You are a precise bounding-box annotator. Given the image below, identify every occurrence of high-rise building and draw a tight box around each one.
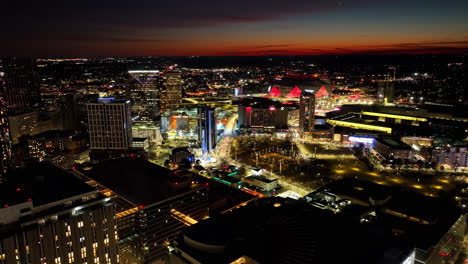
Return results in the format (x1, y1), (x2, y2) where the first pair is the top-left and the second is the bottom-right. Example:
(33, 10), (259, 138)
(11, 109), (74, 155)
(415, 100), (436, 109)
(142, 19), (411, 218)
(0, 95), (13, 181)
(60, 93), (79, 131)
(0, 161), (119, 264)
(80, 158), (210, 264)
(198, 107), (217, 157)
(377, 79), (395, 104)
(127, 70), (160, 124)
(87, 97), (132, 150)
(8, 111), (40, 145)
(164, 72), (183, 108)
(1, 58), (41, 112)
(299, 90), (316, 135)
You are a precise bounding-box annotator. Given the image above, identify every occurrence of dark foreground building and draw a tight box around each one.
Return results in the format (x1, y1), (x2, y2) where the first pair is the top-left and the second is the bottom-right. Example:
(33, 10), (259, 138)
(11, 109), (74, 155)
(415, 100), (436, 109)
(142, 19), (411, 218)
(80, 158), (210, 264)
(0, 161), (118, 264)
(170, 179), (465, 264)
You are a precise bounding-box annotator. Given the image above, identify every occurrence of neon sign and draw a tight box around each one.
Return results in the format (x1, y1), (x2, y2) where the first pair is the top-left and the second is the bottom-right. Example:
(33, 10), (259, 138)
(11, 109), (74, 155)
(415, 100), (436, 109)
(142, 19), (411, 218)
(349, 136), (374, 144)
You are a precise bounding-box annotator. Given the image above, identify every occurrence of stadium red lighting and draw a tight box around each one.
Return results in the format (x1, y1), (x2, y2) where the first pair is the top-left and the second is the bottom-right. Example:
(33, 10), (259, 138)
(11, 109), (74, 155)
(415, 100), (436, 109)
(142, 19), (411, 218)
(267, 86), (281, 97)
(285, 86), (301, 98)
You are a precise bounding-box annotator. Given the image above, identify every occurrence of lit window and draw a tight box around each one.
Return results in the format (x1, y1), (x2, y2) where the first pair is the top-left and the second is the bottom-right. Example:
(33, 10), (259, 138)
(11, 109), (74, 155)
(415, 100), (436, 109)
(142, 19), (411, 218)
(81, 248), (87, 258)
(78, 221), (84, 228)
(54, 257), (61, 264)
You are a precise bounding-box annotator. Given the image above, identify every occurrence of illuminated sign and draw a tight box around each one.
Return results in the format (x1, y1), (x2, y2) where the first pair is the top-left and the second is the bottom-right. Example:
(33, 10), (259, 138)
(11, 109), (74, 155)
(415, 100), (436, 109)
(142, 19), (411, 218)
(98, 97), (115, 103)
(349, 136), (374, 144)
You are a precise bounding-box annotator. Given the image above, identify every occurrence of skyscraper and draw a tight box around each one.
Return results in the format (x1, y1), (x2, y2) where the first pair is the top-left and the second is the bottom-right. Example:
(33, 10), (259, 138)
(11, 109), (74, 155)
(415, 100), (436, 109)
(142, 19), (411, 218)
(60, 93), (79, 131)
(377, 79), (395, 104)
(1, 58), (41, 112)
(127, 70), (160, 124)
(198, 107), (217, 157)
(0, 95), (13, 182)
(87, 97), (132, 150)
(299, 90), (316, 135)
(164, 72), (183, 108)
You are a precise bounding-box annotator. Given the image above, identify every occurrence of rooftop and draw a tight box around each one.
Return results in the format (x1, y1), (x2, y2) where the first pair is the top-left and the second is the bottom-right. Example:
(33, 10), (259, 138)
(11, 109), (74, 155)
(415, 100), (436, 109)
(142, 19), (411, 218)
(375, 137), (412, 150)
(82, 158), (207, 206)
(0, 162), (95, 207)
(307, 179), (461, 251)
(174, 197), (414, 264)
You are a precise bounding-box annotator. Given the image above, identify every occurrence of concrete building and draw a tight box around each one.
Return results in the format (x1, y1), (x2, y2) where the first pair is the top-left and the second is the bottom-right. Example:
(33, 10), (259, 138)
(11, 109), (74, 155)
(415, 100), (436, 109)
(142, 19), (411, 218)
(87, 98), (132, 150)
(244, 176), (278, 191)
(164, 72), (183, 108)
(373, 137), (413, 160)
(81, 158), (209, 264)
(127, 70), (160, 124)
(237, 100), (289, 132)
(0, 161), (118, 264)
(377, 79), (395, 104)
(0, 95), (13, 181)
(1, 57), (41, 112)
(198, 107), (217, 156)
(132, 137), (149, 152)
(8, 111), (39, 145)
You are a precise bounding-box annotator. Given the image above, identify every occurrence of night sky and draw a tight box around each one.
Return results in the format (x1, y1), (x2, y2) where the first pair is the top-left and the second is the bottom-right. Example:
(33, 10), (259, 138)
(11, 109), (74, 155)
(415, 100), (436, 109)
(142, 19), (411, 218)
(2, 0), (468, 57)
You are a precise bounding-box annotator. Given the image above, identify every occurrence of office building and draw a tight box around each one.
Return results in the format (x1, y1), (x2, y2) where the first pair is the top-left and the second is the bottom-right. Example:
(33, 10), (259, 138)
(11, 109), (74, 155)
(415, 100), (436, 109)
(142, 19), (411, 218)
(377, 79), (395, 104)
(198, 107), (217, 156)
(237, 98), (289, 132)
(8, 111), (40, 145)
(299, 90), (316, 135)
(0, 161), (118, 264)
(87, 97), (132, 150)
(1, 58), (41, 112)
(127, 70), (160, 124)
(0, 95), (13, 181)
(60, 93), (79, 131)
(164, 72), (183, 108)
(80, 158), (210, 264)
(373, 137), (413, 160)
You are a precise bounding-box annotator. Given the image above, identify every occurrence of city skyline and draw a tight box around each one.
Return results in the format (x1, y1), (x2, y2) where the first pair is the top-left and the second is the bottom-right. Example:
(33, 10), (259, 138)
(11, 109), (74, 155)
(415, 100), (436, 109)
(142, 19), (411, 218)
(2, 0), (468, 56)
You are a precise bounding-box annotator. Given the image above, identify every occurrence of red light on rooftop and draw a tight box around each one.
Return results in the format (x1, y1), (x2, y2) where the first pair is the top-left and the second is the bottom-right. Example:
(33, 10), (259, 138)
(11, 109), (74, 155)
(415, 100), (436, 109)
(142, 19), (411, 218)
(139, 205), (144, 209)
(175, 182), (179, 185)
(16, 188), (21, 192)
(4, 204), (8, 208)
(28, 198), (32, 202)
(269, 106), (276, 111)
(174, 171), (178, 174)
(130, 154), (135, 158)
(72, 166), (77, 170)
(204, 183), (209, 186)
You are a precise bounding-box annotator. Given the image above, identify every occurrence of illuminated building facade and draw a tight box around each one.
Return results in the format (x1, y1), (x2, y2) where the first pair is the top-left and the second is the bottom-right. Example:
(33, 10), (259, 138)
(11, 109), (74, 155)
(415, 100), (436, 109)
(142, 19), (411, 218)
(1, 58), (41, 112)
(373, 137), (413, 160)
(81, 158), (209, 264)
(8, 111), (40, 144)
(87, 98), (132, 150)
(164, 72), (183, 108)
(377, 79), (395, 104)
(0, 162), (118, 264)
(0, 95), (13, 181)
(299, 90), (316, 135)
(198, 107), (217, 156)
(127, 70), (160, 124)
